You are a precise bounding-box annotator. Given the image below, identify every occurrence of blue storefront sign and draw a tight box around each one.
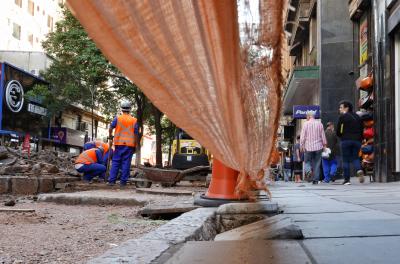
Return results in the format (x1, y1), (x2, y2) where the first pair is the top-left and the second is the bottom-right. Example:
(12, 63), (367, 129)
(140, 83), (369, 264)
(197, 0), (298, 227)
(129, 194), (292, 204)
(293, 105), (321, 119)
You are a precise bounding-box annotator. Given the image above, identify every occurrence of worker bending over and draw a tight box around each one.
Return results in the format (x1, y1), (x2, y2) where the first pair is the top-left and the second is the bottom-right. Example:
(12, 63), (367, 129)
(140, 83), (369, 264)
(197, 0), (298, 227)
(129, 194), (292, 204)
(83, 140), (111, 164)
(108, 100), (138, 186)
(75, 147), (106, 182)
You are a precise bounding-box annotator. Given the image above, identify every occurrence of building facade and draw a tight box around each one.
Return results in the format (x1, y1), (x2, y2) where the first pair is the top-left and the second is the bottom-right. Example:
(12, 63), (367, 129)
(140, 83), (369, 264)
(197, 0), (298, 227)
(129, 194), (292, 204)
(283, 0), (355, 140)
(346, 0), (400, 182)
(0, 0), (63, 52)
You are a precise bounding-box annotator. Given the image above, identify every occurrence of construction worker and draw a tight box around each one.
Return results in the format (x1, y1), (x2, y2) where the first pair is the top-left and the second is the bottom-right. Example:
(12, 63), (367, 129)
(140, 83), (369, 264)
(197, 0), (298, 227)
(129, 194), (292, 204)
(83, 140), (111, 164)
(75, 147), (106, 183)
(108, 100), (138, 186)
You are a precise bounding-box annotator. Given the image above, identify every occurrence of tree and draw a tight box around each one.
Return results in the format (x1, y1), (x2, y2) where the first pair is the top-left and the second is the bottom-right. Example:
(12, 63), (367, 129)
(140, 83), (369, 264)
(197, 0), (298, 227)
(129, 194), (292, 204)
(28, 5), (149, 149)
(40, 5), (110, 139)
(151, 104), (163, 168)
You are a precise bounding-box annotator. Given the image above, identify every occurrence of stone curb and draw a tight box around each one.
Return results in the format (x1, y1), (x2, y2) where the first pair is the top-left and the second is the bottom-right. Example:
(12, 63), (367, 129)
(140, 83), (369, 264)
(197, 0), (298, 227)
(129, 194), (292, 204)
(216, 201), (279, 215)
(38, 193), (147, 206)
(88, 208), (217, 264)
(0, 175), (80, 195)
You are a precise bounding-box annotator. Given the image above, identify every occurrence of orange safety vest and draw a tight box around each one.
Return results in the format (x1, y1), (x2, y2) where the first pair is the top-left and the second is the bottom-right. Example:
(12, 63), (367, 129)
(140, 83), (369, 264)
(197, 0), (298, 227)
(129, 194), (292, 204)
(114, 114), (137, 147)
(75, 149), (98, 165)
(95, 141), (109, 153)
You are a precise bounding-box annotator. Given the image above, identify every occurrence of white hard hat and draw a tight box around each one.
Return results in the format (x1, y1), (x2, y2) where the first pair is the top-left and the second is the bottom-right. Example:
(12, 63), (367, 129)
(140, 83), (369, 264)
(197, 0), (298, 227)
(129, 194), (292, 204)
(120, 100), (132, 111)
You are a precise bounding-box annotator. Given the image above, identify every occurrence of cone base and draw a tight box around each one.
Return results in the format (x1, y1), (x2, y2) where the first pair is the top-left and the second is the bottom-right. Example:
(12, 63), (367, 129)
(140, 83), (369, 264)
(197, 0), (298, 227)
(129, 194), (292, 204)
(194, 193), (247, 207)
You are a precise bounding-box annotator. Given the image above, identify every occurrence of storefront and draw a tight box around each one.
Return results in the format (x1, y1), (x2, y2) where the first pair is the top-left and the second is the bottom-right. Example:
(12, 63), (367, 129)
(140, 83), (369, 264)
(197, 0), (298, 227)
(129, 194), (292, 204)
(348, 0), (400, 182)
(0, 62), (50, 149)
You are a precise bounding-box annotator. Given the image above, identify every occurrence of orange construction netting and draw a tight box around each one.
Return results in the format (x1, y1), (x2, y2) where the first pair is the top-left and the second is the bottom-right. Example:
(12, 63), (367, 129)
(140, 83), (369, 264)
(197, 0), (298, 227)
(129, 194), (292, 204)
(67, 0), (284, 198)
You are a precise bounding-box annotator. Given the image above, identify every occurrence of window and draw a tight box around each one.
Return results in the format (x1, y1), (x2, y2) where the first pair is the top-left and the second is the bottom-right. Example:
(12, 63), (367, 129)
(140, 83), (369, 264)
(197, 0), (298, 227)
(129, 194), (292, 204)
(37, 5), (40, 12)
(47, 15), (53, 32)
(12, 23), (21, 40)
(15, 0), (22, 8)
(28, 0), (34, 16)
(28, 34), (33, 45)
(35, 37), (39, 43)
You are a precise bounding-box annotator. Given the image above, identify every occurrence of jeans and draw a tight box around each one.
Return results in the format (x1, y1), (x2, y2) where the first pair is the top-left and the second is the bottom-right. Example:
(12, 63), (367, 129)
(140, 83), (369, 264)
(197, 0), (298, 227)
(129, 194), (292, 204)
(341, 140), (362, 182)
(304, 150), (322, 182)
(322, 158), (338, 182)
(109, 145), (135, 184)
(76, 163), (106, 181)
(283, 169), (291, 182)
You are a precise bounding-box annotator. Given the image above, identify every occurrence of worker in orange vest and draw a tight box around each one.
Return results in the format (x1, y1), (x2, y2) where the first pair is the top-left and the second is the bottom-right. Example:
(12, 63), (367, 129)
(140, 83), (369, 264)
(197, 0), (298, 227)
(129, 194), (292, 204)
(83, 140), (111, 163)
(75, 147), (106, 182)
(108, 100), (138, 186)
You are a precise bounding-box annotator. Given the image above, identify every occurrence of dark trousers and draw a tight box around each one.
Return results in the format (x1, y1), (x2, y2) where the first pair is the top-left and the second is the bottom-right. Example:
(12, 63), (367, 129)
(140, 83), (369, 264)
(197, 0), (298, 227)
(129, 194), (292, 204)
(341, 140), (362, 182)
(77, 163), (106, 181)
(109, 145), (135, 184)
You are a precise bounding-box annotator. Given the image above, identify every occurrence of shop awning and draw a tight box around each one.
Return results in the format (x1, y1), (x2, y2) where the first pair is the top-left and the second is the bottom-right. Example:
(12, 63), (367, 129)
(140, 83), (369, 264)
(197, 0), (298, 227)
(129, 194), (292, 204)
(283, 66), (319, 115)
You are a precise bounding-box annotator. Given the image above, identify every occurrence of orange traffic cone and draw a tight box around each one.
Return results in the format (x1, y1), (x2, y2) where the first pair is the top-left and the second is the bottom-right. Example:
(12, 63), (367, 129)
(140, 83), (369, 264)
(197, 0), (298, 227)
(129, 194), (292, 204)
(194, 159), (243, 207)
(205, 159), (240, 199)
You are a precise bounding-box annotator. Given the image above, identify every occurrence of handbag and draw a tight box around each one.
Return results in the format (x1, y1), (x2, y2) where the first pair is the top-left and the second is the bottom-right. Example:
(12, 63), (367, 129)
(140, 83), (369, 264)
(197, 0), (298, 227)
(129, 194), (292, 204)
(361, 145), (374, 154)
(363, 127), (374, 139)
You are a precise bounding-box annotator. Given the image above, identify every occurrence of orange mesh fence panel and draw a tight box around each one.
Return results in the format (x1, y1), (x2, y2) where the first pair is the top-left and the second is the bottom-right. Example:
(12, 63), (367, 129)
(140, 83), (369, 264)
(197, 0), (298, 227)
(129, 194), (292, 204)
(67, 0), (284, 197)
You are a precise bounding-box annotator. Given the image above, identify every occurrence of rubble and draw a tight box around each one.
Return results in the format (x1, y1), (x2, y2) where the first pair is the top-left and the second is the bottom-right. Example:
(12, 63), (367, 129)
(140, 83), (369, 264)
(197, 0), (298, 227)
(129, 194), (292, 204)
(0, 146), (78, 177)
(0, 146), (81, 194)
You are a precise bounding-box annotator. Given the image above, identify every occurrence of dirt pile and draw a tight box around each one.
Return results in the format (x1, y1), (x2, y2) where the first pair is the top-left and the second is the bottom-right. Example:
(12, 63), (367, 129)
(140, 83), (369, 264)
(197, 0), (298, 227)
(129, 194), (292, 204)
(0, 146), (79, 177)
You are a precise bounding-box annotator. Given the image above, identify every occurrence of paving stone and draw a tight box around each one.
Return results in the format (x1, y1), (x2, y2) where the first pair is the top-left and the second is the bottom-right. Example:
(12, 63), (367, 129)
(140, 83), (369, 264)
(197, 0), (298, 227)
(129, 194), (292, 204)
(303, 236), (400, 264)
(38, 178), (54, 193)
(165, 240), (311, 264)
(38, 190), (148, 206)
(286, 211), (400, 222)
(11, 177), (39, 195)
(0, 176), (10, 194)
(363, 204), (400, 215)
(88, 239), (170, 264)
(215, 215), (303, 241)
(139, 204), (199, 218)
(281, 204), (366, 214)
(141, 208), (217, 244)
(216, 201), (278, 215)
(299, 219), (400, 238)
(53, 176), (80, 184)
(136, 188), (193, 196)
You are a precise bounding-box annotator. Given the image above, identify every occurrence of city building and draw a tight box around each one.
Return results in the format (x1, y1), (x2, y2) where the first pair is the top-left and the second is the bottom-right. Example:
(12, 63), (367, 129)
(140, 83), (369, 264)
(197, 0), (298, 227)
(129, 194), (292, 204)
(346, 0), (400, 182)
(282, 0), (355, 139)
(0, 0), (64, 53)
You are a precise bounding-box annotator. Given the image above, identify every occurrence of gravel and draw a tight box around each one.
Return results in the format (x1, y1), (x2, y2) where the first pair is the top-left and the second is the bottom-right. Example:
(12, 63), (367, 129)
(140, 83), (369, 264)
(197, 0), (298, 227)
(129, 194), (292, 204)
(0, 182), (207, 263)
(0, 197), (166, 264)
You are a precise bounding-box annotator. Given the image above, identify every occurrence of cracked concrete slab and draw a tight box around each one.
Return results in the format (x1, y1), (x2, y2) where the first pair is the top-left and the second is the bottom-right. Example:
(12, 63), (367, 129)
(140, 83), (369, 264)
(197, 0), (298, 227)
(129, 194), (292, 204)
(215, 215), (303, 241)
(164, 240), (311, 264)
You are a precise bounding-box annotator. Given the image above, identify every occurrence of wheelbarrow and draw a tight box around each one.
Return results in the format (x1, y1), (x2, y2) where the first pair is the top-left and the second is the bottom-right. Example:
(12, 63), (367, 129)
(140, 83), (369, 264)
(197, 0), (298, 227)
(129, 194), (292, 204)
(131, 166), (210, 188)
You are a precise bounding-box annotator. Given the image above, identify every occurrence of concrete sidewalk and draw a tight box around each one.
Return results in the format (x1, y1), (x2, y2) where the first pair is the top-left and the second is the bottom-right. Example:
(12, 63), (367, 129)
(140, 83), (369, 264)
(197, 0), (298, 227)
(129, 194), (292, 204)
(162, 178), (400, 264)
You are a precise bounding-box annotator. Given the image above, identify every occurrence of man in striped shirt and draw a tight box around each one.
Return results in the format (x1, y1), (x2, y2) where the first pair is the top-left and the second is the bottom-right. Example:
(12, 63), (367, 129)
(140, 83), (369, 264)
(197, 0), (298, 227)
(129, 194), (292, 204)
(300, 111), (327, 184)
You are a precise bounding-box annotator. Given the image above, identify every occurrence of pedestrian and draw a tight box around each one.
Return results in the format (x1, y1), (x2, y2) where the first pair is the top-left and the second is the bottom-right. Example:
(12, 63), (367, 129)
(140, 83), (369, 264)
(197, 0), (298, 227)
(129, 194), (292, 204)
(322, 122), (338, 183)
(336, 100), (365, 185)
(300, 111), (327, 184)
(283, 151), (292, 182)
(75, 147), (106, 183)
(292, 135), (303, 183)
(108, 100), (139, 187)
(83, 140), (111, 164)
